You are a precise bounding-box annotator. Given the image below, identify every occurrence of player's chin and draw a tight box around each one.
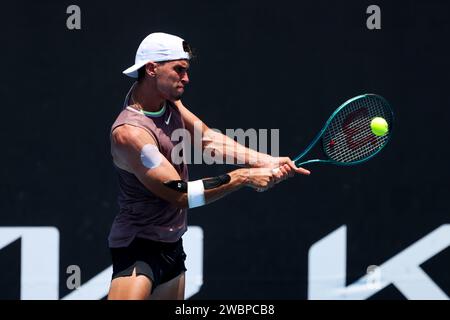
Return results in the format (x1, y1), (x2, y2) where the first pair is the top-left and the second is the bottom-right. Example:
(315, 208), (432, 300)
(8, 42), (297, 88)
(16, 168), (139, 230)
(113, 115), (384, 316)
(170, 93), (183, 100)
(171, 88), (184, 100)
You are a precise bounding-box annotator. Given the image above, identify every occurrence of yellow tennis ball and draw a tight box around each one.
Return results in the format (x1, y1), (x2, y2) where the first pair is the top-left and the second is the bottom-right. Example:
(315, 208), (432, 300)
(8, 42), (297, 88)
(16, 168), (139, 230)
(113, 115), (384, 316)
(370, 117), (389, 136)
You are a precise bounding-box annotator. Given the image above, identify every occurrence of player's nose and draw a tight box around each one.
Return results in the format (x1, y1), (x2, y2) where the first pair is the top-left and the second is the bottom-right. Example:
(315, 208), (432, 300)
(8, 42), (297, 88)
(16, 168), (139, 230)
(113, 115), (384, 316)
(181, 72), (189, 85)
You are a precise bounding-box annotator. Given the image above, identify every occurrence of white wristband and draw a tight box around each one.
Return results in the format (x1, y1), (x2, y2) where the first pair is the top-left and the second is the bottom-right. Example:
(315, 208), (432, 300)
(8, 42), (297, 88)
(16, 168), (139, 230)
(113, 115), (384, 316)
(187, 180), (206, 208)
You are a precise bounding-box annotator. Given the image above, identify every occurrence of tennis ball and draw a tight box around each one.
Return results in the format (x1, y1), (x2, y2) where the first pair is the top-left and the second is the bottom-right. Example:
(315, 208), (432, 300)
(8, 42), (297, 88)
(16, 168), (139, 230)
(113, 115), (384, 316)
(370, 117), (389, 136)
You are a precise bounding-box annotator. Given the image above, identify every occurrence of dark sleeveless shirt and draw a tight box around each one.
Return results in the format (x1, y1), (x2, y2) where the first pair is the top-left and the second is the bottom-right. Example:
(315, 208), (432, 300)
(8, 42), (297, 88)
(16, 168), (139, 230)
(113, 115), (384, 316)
(108, 87), (189, 247)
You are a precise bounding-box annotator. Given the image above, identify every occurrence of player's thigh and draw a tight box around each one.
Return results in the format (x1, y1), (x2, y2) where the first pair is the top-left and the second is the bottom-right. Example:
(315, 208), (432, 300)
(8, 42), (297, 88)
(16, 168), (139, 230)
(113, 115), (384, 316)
(150, 272), (185, 300)
(108, 268), (153, 300)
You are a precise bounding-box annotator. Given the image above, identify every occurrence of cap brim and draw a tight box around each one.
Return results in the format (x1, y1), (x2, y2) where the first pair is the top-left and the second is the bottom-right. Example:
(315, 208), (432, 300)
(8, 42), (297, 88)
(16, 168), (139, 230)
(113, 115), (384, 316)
(122, 61), (149, 78)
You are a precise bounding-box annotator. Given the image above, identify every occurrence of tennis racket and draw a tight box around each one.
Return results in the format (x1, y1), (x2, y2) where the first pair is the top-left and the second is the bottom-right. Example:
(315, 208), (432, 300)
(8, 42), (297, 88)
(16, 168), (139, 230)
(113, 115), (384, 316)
(271, 93), (394, 177)
(256, 94), (394, 191)
(291, 93), (394, 168)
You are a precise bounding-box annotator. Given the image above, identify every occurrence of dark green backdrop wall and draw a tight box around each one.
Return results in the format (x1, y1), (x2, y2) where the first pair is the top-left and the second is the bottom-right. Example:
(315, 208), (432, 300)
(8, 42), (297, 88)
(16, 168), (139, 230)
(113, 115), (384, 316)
(0, 0), (449, 299)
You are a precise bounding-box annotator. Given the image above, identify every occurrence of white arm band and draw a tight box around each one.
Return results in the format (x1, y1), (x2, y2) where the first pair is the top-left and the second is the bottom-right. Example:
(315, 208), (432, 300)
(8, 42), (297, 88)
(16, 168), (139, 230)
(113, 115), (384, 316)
(187, 180), (206, 208)
(140, 144), (162, 169)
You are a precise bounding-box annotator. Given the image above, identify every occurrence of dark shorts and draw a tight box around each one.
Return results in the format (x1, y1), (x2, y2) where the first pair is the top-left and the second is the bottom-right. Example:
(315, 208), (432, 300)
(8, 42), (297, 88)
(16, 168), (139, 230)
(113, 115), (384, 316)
(110, 237), (187, 290)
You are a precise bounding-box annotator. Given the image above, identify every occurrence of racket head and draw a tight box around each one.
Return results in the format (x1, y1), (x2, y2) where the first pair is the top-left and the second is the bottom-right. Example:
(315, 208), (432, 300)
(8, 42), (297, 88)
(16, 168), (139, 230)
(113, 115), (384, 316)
(320, 94), (394, 165)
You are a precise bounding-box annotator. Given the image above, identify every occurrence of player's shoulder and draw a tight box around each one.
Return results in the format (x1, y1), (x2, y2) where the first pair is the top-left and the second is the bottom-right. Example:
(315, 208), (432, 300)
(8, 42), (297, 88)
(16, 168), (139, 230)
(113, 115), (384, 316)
(112, 124), (153, 145)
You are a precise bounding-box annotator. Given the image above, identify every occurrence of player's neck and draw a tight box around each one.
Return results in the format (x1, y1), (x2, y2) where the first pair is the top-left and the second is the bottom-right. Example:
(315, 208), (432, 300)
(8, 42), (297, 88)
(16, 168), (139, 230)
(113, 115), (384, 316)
(132, 82), (165, 113)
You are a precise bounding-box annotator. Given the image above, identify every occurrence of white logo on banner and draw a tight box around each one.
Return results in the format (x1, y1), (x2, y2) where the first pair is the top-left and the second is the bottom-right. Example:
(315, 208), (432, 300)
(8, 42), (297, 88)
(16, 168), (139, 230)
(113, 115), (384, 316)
(0, 227), (60, 299)
(0, 226), (203, 300)
(308, 224), (450, 300)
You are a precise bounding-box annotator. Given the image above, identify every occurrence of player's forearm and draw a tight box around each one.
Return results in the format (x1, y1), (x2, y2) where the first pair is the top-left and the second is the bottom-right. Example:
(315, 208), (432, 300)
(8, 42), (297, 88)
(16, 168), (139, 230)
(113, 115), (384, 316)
(203, 130), (270, 167)
(168, 169), (248, 209)
(202, 169), (247, 205)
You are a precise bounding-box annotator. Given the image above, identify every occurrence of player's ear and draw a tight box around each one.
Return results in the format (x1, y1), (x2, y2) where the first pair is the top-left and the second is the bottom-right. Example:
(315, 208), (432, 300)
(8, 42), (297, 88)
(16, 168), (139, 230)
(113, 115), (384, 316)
(145, 62), (158, 78)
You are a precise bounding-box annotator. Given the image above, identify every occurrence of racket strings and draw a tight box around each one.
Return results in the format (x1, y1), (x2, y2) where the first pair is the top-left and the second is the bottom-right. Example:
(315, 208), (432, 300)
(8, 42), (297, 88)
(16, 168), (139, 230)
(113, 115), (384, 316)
(322, 96), (393, 163)
(327, 98), (391, 162)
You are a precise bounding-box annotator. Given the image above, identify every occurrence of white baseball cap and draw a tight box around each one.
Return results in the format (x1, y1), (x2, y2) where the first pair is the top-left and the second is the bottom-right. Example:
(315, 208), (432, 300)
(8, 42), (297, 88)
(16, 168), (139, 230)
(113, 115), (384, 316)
(123, 32), (192, 78)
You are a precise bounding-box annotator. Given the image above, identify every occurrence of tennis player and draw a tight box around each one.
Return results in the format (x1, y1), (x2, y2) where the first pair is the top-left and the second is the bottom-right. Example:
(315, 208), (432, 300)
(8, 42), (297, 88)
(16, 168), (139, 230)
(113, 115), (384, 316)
(107, 32), (311, 300)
